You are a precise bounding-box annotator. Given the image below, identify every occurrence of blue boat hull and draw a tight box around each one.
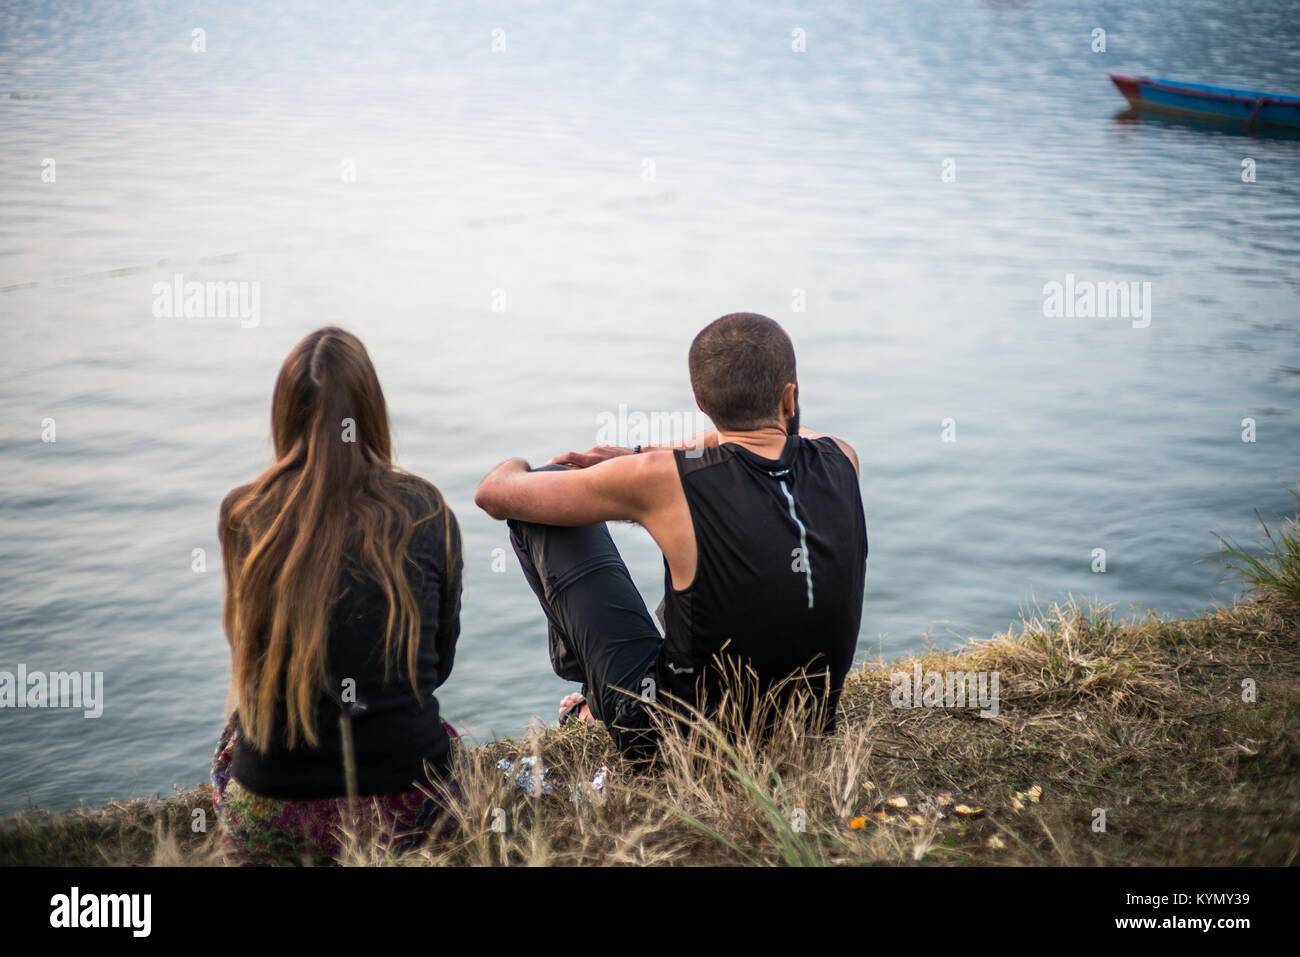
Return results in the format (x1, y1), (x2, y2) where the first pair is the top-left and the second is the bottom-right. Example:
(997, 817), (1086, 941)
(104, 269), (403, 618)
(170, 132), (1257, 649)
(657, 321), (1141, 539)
(1109, 74), (1300, 129)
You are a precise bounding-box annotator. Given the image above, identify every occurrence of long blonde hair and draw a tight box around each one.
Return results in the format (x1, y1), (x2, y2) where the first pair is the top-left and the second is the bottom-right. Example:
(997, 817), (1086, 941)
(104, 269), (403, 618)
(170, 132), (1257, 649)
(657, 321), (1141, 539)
(220, 327), (450, 752)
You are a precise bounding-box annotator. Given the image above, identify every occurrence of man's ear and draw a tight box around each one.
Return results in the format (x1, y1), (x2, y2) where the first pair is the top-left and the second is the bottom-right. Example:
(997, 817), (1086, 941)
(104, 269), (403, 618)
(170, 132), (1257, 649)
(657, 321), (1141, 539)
(780, 382), (798, 417)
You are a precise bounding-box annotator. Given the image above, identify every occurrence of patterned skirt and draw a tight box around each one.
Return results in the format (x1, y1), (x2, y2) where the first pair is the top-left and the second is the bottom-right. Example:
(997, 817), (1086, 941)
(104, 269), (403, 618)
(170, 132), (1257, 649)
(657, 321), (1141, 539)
(210, 717), (460, 866)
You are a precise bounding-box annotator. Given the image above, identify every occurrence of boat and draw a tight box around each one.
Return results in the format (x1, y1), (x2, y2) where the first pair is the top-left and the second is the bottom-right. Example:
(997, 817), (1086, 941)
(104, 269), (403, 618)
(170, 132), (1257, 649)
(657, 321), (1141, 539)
(1108, 74), (1300, 129)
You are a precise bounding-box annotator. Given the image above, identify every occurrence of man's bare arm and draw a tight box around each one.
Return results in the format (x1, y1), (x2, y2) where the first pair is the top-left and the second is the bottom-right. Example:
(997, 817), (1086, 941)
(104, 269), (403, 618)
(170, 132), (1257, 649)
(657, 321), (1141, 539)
(474, 452), (672, 525)
(547, 425), (857, 475)
(547, 428), (720, 469)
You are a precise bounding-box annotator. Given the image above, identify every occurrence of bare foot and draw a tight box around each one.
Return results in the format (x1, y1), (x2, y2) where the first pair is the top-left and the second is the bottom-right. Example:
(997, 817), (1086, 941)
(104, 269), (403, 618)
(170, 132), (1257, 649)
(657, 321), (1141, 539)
(559, 692), (595, 725)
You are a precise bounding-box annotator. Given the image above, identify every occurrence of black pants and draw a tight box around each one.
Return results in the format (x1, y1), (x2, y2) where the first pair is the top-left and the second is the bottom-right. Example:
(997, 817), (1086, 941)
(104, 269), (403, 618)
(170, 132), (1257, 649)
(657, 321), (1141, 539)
(507, 471), (663, 758)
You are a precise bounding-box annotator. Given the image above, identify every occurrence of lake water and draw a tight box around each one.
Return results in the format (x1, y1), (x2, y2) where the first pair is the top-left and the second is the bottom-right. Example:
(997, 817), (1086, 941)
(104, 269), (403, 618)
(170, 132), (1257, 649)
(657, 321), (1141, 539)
(1, 0), (1298, 814)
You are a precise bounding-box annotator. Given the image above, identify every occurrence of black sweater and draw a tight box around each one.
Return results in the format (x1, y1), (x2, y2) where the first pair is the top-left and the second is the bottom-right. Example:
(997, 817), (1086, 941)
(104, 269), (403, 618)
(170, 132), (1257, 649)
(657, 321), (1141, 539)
(230, 491), (462, 800)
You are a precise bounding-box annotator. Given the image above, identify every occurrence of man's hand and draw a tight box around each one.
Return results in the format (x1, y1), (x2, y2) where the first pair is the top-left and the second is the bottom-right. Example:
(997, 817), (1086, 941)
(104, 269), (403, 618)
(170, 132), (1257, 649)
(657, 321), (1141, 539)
(547, 445), (634, 469)
(548, 428), (721, 468)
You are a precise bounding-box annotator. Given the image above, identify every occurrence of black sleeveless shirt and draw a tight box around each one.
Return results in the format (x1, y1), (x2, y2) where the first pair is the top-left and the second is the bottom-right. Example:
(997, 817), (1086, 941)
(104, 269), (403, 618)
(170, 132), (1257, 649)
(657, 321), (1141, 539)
(659, 435), (867, 722)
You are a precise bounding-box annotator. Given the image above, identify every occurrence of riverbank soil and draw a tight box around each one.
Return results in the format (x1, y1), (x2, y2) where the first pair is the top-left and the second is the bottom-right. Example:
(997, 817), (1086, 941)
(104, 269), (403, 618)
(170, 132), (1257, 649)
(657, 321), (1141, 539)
(2, 593), (1295, 866)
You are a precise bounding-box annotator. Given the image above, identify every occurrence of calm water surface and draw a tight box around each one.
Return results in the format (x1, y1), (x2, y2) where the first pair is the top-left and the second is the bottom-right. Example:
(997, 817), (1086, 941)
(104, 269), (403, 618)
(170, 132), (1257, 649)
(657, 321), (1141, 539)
(1, 0), (1298, 812)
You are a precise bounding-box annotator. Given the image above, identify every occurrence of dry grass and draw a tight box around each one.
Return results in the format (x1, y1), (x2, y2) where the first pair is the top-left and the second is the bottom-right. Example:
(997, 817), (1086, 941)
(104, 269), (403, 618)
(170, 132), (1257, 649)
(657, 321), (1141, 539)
(0, 787), (226, 867)
(4, 592), (1296, 867)
(7, 499), (1298, 866)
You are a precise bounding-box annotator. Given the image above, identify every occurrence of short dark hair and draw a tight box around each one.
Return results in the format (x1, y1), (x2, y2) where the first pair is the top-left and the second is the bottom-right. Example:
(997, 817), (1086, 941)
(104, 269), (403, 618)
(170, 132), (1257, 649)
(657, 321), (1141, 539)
(688, 313), (797, 431)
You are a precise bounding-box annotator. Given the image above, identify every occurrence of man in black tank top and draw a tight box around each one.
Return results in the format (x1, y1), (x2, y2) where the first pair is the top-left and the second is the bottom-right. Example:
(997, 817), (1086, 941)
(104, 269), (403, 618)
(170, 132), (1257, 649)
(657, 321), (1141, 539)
(476, 313), (867, 759)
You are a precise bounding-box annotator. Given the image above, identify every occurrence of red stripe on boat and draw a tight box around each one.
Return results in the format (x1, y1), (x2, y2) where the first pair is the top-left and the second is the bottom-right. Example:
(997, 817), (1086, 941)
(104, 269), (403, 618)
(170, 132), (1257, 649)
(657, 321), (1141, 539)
(1108, 73), (1147, 106)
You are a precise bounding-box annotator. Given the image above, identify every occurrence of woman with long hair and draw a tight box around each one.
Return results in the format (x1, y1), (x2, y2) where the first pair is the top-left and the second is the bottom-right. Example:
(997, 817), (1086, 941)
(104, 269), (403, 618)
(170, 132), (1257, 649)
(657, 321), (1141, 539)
(211, 326), (462, 865)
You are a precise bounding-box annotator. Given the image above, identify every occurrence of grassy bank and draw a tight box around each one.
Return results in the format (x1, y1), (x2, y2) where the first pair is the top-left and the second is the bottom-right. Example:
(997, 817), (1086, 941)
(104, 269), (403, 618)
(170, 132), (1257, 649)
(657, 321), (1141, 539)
(4, 506), (1298, 866)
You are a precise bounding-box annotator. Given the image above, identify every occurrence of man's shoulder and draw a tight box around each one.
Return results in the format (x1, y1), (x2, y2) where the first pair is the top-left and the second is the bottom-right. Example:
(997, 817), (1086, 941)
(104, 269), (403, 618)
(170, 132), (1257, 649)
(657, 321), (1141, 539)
(801, 433), (859, 476)
(671, 441), (736, 477)
(619, 447), (689, 491)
